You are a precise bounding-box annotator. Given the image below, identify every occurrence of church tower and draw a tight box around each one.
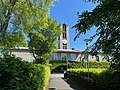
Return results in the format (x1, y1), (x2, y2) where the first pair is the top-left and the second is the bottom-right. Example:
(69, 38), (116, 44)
(58, 24), (69, 49)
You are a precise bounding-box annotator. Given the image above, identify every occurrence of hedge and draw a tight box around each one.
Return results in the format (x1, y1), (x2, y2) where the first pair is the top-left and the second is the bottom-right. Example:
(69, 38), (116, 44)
(66, 68), (120, 90)
(49, 60), (110, 71)
(49, 60), (67, 70)
(0, 55), (50, 90)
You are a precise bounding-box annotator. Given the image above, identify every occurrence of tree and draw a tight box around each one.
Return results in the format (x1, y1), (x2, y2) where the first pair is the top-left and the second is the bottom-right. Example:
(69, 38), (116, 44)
(73, 0), (120, 63)
(28, 18), (62, 64)
(0, 0), (55, 48)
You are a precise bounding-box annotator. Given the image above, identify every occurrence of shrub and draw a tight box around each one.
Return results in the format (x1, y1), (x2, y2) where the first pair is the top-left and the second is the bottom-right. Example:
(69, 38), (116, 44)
(49, 60), (67, 70)
(68, 61), (86, 68)
(49, 60), (110, 71)
(110, 63), (120, 70)
(67, 68), (106, 77)
(67, 68), (120, 90)
(0, 55), (50, 90)
(89, 61), (110, 68)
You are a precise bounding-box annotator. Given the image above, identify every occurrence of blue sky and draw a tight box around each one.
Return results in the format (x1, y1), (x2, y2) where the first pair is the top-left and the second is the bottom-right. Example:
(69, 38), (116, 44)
(50, 0), (97, 50)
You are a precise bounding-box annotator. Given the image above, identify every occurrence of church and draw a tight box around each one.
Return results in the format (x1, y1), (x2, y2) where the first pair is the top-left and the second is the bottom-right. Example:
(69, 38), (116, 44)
(50, 24), (110, 62)
(51, 23), (81, 61)
(11, 24), (110, 62)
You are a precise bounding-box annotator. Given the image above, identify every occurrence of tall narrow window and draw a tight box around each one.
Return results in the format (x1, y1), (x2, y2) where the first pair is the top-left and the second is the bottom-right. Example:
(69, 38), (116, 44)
(63, 44), (67, 49)
(61, 53), (67, 61)
(58, 43), (60, 49)
(71, 54), (76, 61)
(64, 32), (66, 38)
(52, 54), (57, 60)
(96, 56), (99, 62)
(63, 24), (67, 39)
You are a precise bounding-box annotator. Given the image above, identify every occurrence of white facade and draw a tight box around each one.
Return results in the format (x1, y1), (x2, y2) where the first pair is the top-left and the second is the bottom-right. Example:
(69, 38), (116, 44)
(10, 47), (110, 62)
(10, 47), (34, 62)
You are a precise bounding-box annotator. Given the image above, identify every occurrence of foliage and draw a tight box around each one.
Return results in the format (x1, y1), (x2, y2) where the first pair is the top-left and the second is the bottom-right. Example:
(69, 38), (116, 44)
(0, 0), (61, 64)
(0, 55), (50, 90)
(0, 0), (55, 48)
(73, 0), (120, 63)
(89, 61), (110, 68)
(110, 62), (120, 70)
(68, 61), (86, 68)
(49, 60), (110, 70)
(2, 32), (26, 48)
(83, 0), (102, 3)
(49, 60), (67, 70)
(28, 18), (62, 63)
(67, 68), (120, 90)
(67, 68), (106, 77)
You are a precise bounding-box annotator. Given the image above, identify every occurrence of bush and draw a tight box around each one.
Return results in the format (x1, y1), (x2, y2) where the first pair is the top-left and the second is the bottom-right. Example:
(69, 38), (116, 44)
(49, 60), (110, 71)
(89, 61), (110, 68)
(68, 61), (86, 68)
(110, 63), (120, 70)
(49, 60), (67, 71)
(67, 68), (120, 90)
(0, 55), (50, 90)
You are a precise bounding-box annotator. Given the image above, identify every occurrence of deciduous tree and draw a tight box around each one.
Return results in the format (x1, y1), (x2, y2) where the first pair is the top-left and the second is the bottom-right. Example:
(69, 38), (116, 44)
(28, 18), (62, 64)
(73, 0), (120, 63)
(0, 0), (55, 48)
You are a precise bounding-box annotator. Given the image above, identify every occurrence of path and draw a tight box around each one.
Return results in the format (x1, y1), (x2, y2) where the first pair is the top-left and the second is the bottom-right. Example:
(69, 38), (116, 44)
(48, 73), (87, 90)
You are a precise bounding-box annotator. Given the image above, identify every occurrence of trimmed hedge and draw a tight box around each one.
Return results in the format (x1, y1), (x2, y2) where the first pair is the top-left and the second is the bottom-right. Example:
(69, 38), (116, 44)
(0, 55), (50, 90)
(49, 60), (67, 70)
(49, 60), (110, 71)
(66, 68), (120, 90)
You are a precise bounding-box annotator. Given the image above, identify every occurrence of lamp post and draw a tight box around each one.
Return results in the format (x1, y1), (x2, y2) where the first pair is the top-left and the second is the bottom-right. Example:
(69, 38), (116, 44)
(84, 39), (90, 78)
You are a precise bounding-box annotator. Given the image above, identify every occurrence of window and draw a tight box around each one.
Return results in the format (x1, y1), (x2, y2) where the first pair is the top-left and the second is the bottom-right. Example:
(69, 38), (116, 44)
(58, 43), (60, 49)
(63, 24), (67, 39)
(63, 32), (67, 39)
(96, 56), (99, 62)
(61, 53), (68, 61)
(52, 53), (57, 60)
(71, 54), (76, 61)
(63, 44), (67, 49)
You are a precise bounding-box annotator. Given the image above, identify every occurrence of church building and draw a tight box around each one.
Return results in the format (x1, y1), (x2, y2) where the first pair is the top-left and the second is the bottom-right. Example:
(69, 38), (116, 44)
(10, 24), (110, 62)
(51, 23), (81, 61)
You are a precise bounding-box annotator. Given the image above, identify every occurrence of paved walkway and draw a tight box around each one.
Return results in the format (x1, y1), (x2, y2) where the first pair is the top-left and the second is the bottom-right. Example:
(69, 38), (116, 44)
(48, 74), (87, 90)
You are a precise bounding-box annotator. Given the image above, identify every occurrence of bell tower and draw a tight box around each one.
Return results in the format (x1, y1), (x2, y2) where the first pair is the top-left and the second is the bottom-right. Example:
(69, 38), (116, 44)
(58, 24), (69, 49)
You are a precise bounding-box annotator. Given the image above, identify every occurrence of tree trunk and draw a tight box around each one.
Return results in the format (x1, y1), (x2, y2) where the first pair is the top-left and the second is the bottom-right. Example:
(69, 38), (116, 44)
(0, 0), (18, 42)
